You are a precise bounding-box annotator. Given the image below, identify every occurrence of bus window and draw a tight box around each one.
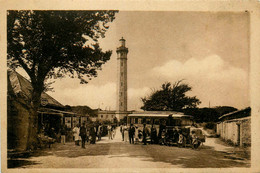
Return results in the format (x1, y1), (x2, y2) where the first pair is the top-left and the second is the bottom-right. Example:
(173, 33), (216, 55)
(154, 119), (159, 125)
(146, 118), (151, 124)
(138, 118), (142, 124)
(135, 118), (138, 124)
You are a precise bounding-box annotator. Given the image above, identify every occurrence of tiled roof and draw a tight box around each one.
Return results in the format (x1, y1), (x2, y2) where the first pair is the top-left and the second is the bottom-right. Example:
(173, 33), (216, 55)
(8, 70), (64, 108)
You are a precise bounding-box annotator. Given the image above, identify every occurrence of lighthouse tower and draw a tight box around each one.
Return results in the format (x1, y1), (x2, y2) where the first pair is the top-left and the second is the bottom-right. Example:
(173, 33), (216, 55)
(116, 37), (129, 120)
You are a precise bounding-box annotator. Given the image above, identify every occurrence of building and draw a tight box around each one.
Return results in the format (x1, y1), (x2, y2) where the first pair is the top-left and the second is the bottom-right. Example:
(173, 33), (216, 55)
(96, 110), (117, 123)
(7, 70), (86, 151)
(116, 37), (129, 120)
(216, 107), (251, 147)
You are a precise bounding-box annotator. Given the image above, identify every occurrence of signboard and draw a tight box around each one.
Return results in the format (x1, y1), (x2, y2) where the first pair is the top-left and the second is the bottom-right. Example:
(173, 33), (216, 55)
(41, 98), (48, 106)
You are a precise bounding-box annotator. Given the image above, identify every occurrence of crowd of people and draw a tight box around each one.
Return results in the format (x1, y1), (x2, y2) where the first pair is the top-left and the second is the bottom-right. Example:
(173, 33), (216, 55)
(119, 123), (157, 145)
(39, 120), (201, 149)
(72, 123), (104, 148)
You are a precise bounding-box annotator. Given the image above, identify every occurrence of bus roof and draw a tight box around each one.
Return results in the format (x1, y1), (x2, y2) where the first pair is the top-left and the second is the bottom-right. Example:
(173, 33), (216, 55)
(128, 113), (192, 118)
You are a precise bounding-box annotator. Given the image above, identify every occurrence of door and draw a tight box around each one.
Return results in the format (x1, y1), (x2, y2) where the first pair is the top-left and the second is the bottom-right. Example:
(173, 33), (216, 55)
(237, 124), (240, 146)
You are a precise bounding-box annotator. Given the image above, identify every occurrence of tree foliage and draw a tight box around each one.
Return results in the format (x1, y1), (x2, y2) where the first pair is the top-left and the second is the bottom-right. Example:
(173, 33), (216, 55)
(7, 10), (118, 150)
(183, 106), (238, 122)
(141, 81), (201, 111)
(8, 10), (118, 86)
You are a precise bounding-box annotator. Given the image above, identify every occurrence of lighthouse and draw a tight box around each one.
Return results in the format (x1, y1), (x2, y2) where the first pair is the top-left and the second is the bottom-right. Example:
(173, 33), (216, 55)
(116, 37), (129, 120)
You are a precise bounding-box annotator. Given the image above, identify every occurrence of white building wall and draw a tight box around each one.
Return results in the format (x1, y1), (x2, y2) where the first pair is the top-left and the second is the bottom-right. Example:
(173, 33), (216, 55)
(217, 117), (250, 146)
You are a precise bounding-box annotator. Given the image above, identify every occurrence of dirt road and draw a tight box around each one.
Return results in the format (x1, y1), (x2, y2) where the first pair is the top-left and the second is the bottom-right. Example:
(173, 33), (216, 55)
(8, 128), (250, 168)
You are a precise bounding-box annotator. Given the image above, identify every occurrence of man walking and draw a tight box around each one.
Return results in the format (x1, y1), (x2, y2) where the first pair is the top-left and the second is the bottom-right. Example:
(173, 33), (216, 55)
(80, 123), (87, 148)
(60, 125), (66, 145)
(129, 124), (135, 144)
(151, 124), (157, 144)
(142, 123), (149, 145)
(120, 124), (124, 141)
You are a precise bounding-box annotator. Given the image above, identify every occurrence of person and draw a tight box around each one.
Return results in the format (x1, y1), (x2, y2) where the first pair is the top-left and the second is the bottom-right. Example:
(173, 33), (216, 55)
(60, 125), (66, 145)
(107, 124), (112, 140)
(48, 127), (57, 140)
(151, 125), (157, 144)
(120, 124), (124, 141)
(191, 131), (199, 149)
(142, 123), (149, 145)
(178, 132), (184, 147)
(80, 123), (87, 148)
(73, 124), (81, 146)
(97, 124), (103, 141)
(123, 124), (128, 142)
(112, 125), (116, 139)
(134, 126), (139, 144)
(128, 124), (135, 144)
(90, 123), (96, 144)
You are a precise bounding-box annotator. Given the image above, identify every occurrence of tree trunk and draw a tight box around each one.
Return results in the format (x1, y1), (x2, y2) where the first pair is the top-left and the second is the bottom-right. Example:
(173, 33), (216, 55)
(26, 88), (41, 150)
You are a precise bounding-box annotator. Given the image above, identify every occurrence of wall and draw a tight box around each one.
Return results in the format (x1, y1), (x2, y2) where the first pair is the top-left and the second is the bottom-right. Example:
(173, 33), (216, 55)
(97, 112), (115, 122)
(241, 118), (251, 146)
(217, 117), (251, 146)
(8, 98), (30, 151)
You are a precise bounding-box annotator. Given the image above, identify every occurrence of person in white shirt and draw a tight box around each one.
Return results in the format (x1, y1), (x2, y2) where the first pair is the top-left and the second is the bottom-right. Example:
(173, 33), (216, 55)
(123, 124), (128, 142)
(107, 124), (112, 140)
(72, 124), (81, 146)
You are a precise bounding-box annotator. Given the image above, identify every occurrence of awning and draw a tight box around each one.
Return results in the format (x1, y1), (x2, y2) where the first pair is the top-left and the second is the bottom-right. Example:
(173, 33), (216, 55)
(38, 108), (76, 117)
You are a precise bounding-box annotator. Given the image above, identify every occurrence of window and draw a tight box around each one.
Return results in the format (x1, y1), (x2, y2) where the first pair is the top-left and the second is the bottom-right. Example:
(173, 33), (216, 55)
(135, 118), (138, 124)
(101, 115), (103, 118)
(146, 118), (151, 124)
(106, 115), (108, 118)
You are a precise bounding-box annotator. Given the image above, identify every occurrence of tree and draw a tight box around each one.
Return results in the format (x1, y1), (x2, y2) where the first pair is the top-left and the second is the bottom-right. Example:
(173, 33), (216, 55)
(7, 10), (118, 150)
(141, 81), (201, 111)
(183, 106), (237, 122)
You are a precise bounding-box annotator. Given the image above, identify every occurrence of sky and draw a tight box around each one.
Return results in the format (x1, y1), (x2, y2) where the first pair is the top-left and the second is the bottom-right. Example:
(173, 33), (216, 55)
(18, 11), (250, 111)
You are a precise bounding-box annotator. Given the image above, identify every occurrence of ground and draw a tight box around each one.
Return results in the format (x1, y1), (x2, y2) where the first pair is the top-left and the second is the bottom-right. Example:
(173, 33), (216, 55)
(8, 128), (250, 169)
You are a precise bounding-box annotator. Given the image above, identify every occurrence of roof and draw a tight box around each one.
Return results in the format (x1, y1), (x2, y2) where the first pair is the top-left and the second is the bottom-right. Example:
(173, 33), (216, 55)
(128, 111), (192, 118)
(218, 107), (251, 121)
(8, 70), (64, 108)
(98, 110), (116, 114)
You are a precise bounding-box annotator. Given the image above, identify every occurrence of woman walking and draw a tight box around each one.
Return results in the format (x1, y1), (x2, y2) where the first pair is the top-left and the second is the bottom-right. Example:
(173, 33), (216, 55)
(123, 124), (128, 142)
(107, 124), (112, 140)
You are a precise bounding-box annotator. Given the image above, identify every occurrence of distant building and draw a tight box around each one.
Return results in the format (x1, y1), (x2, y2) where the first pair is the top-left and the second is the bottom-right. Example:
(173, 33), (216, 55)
(96, 110), (116, 123)
(216, 107), (251, 147)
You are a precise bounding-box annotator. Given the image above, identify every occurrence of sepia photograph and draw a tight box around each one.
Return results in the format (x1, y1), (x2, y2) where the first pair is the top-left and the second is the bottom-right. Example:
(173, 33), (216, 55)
(1, 1), (260, 172)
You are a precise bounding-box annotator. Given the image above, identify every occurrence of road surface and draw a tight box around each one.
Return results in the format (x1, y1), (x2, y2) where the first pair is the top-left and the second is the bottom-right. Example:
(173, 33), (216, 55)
(8, 127), (250, 168)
